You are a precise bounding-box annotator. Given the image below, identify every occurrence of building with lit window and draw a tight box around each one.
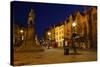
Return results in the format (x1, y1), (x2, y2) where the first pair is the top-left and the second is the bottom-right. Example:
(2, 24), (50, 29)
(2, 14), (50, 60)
(55, 24), (64, 47)
(13, 24), (26, 47)
(44, 7), (97, 49)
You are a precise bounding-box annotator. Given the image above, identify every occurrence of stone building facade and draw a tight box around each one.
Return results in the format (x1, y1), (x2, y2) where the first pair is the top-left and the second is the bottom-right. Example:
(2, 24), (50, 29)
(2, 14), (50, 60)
(45, 7), (97, 49)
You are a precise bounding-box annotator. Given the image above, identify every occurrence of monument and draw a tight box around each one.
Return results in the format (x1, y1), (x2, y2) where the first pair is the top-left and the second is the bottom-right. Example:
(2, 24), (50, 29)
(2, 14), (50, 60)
(16, 9), (43, 52)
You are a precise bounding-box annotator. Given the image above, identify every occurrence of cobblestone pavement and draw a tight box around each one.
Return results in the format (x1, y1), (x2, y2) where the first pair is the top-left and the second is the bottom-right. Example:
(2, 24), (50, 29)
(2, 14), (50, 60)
(13, 47), (97, 66)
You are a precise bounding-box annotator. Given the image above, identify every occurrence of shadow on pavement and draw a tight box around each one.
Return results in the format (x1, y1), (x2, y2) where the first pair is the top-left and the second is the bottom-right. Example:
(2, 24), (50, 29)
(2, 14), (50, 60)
(68, 53), (82, 55)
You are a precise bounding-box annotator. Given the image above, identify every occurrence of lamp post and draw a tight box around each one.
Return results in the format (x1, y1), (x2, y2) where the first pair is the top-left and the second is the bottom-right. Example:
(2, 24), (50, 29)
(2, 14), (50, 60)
(48, 32), (51, 37)
(47, 31), (51, 49)
(20, 29), (24, 34)
(20, 29), (24, 40)
(72, 22), (76, 33)
(72, 22), (77, 54)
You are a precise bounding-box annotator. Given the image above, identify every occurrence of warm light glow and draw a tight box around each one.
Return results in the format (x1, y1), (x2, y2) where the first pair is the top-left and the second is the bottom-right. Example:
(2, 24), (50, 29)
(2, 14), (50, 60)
(48, 32), (51, 36)
(72, 22), (76, 27)
(20, 29), (24, 34)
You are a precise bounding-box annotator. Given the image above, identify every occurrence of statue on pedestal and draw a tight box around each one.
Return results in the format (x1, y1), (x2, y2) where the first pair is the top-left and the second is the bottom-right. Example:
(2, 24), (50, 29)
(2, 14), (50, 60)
(16, 9), (43, 52)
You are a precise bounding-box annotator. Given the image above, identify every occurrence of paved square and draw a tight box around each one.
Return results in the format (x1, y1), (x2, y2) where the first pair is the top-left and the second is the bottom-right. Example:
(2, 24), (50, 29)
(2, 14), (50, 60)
(13, 48), (97, 66)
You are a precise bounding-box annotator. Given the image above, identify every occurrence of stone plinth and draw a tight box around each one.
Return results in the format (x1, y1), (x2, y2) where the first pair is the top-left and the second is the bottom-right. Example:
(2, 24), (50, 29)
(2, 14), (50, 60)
(15, 9), (44, 52)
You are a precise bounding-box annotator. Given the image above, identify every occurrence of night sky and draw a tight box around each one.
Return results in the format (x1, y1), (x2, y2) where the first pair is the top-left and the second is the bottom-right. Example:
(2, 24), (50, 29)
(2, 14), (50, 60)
(11, 1), (92, 39)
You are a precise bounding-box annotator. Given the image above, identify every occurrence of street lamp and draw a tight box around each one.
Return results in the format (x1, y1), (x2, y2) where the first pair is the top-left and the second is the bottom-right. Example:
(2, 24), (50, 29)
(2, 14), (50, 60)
(48, 31), (51, 39)
(20, 29), (24, 40)
(72, 22), (76, 33)
(48, 32), (51, 36)
(47, 31), (51, 49)
(72, 22), (77, 54)
(20, 29), (24, 34)
(72, 22), (76, 27)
